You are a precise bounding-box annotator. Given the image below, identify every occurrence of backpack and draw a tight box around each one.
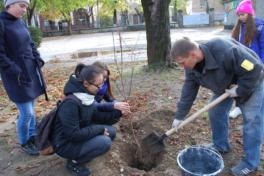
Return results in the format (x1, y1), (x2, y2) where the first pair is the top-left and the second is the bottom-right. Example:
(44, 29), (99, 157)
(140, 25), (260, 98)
(36, 95), (81, 155)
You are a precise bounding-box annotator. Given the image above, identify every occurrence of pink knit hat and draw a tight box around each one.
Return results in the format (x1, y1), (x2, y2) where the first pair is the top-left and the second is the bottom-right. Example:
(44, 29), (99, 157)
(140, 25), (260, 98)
(236, 0), (255, 15)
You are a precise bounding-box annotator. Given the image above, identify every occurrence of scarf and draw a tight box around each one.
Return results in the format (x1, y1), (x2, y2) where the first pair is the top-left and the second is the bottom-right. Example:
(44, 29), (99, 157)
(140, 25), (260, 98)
(73, 93), (94, 106)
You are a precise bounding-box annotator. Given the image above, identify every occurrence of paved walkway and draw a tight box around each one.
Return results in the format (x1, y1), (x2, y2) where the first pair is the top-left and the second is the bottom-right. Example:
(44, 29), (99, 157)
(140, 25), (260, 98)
(39, 26), (231, 62)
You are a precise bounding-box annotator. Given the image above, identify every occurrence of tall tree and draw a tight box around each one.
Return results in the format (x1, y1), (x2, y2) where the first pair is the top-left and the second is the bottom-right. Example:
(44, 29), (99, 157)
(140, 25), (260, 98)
(141, 0), (171, 67)
(39, 0), (88, 34)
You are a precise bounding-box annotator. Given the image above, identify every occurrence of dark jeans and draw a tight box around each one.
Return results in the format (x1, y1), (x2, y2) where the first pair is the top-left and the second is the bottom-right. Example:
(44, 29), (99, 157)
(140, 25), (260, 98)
(56, 125), (116, 164)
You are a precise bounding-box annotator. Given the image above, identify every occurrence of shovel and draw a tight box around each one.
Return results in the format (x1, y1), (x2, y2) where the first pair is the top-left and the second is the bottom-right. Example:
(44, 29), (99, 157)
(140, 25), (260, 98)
(141, 92), (230, 155)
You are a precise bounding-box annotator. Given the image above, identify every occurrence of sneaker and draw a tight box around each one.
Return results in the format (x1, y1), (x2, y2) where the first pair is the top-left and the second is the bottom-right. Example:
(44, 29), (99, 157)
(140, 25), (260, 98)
(229, 107), (242, 118)
(231, 161), (256, 176)
(203, 143), (230, 154)
(21, 141), (39, 156)
(66, 160), (91, 176)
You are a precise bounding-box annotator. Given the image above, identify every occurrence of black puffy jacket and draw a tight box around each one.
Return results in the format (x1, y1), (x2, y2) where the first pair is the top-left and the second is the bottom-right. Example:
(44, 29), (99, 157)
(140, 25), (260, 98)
(51, 75), (121, 153)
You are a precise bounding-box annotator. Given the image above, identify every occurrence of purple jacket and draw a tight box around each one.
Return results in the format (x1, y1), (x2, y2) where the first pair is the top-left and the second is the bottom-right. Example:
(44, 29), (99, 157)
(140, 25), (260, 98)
(239, 17), (264, 63)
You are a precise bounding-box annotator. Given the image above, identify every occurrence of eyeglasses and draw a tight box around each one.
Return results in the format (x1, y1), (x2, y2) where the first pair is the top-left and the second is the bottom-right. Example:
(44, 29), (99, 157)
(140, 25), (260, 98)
(88, 81), (103, 89)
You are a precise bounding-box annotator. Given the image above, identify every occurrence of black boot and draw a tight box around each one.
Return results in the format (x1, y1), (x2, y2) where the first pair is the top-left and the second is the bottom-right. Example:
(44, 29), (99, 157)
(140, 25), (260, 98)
(29, 136), (39, 151)
(66, 160), (91, 176)
(28, 136), (37, 146)
(21, 139), (39, 156)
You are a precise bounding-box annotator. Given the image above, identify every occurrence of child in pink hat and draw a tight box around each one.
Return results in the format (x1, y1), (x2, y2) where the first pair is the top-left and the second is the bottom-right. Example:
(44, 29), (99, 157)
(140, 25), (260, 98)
(230, 3), (264, 114)
(229, 0), (264, 175)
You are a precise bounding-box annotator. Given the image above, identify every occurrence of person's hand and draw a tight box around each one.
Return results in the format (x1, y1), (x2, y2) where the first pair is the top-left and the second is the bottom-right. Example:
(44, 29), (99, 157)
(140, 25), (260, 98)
(104, 128), (109, 136)
(172, 119), (182, 129)
(225, 85), (238, 98)
(114, 102), (131, 115)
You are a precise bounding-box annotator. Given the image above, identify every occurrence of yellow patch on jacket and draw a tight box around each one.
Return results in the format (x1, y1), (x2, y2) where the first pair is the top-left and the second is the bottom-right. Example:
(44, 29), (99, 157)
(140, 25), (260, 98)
(241, 59), (254, 71)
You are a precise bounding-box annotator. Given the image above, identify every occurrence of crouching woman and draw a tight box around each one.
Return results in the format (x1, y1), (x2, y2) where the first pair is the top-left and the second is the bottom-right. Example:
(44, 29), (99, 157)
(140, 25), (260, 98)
(50, 64), (122, 176)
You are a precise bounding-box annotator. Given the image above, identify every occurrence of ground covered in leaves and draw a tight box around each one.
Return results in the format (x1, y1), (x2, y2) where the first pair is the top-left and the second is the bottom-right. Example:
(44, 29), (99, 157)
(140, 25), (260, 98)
(0, 60), (263, 176)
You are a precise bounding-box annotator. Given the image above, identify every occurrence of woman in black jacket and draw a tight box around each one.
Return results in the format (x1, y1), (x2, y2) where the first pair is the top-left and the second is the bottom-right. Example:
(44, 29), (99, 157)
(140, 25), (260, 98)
(51, 64), (122, 176)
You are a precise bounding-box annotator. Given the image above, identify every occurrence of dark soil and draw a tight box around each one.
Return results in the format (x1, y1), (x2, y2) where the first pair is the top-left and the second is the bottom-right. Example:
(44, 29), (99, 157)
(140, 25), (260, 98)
(0, 60), (263, 176)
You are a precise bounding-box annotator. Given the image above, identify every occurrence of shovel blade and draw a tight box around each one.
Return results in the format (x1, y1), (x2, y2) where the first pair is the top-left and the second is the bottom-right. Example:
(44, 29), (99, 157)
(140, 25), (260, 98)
(141, 131), (166, 154)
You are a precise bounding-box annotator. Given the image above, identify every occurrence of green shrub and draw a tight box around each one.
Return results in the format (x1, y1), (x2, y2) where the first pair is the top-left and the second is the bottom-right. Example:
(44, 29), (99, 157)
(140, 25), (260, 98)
(28, 26), (42, 47)
(100, 15), (113, 28)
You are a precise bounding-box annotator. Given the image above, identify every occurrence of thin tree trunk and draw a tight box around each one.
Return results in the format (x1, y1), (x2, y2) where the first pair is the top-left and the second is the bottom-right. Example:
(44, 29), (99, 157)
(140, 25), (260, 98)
(91, 6), (95, 28)
(27, 0), (37, 25)
(61, 11), (72, 35)
(67, 20), (72, 35)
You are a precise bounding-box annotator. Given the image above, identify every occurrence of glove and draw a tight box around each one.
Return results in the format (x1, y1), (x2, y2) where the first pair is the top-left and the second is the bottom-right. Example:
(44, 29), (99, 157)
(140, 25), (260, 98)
(225, 85), (238, 98)
(172, 119), (182, 128)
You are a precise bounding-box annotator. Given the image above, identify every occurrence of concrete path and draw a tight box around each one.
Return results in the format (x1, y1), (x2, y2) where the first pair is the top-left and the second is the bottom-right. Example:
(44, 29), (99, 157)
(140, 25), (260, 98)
(39, 26), (231, 62)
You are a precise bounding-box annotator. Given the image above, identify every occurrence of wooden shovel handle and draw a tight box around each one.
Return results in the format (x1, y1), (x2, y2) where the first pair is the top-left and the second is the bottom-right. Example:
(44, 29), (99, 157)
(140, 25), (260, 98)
(165, 92), (230, 137)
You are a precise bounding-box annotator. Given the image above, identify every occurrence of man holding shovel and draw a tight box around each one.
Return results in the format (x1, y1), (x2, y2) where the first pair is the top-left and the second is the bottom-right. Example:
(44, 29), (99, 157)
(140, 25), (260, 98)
(170, 37), (264, 176)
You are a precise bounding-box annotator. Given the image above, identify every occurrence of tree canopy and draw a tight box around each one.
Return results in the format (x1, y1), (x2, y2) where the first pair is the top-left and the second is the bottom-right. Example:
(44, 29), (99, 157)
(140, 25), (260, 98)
(38, 0), (88, 20)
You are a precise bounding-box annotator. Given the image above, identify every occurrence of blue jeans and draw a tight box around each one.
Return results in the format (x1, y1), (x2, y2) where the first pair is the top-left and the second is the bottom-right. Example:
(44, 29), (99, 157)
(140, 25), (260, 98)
(15, 100), (37, 145)
(56, 125), (116, 164)
(209, 81), (264, 169)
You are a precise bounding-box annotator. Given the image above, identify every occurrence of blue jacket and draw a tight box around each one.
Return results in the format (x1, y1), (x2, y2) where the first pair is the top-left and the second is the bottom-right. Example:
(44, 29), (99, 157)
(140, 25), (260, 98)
(175, 38), (264, 120)
(239, 17), (264, 62)
(0, 11), (46, 103)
